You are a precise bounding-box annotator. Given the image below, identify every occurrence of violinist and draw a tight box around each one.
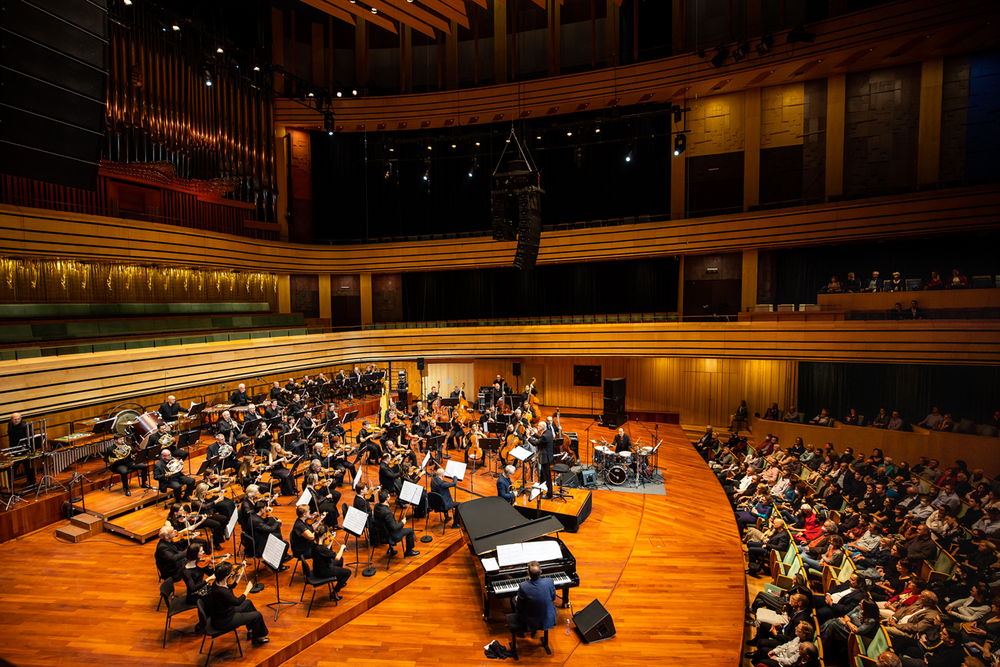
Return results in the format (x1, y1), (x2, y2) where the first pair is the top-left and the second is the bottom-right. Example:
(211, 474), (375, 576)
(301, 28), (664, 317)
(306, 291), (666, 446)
(181, 544), (215, 603)
(325, 437), (358, 479)
(443, 405), (465, 456)
(238, 484), (268, 531)
(252, 421), (272, 457)
(155, 525), (189, 581)
(378, 452), (403, 496)
(311, 524), (351, 600)
(352, 481), (378, 531)
(356, 420), (383, 465)
(305, 462), (341, 522)
(268, 442), (297, 496)
(248, 500), (288, 567)
(290, 504), (324, 560)
(168, 500), (219, 551)
(209, 560), (270, 645)
(480, 406), (499, 434)
(108, 435), (150, 497)
(196, 473), (236, 519)
(236, 456), (273, 497)
(409, 401), (425, 423)
(190, 483), (233, 543)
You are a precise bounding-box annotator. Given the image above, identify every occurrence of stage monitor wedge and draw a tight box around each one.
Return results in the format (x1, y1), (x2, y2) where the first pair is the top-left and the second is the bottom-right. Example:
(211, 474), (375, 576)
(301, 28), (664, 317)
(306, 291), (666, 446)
(573, 599), (616, 643)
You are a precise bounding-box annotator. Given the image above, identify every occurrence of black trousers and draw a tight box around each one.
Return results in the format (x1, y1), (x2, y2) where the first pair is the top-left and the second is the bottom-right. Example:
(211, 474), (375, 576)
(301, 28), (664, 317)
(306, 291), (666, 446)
(272, 467), (295, 496)
(540, 462), (553, 498)
(217, 599), (268, 638)
(165, 474), (196, 501)
(391, 527), (415, 552)
(111, 461), (148, 490)
(314, 562), (351, 591)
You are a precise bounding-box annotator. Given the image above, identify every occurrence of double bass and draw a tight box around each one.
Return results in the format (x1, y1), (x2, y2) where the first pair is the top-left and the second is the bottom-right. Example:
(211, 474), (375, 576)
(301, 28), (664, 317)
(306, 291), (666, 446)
(555, 408), (576, 465)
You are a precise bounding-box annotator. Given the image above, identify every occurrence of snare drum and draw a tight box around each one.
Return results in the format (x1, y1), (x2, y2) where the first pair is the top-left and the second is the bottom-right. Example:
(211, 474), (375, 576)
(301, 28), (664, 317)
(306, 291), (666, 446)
(607, 465), (628, 485)
(616, 450), (632, 463)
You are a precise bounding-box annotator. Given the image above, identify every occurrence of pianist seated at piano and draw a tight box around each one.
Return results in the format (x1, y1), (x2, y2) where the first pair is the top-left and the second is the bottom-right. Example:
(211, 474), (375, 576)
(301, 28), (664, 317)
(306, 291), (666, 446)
(498, 466), (517, 505)
(511, 560), (558, 637)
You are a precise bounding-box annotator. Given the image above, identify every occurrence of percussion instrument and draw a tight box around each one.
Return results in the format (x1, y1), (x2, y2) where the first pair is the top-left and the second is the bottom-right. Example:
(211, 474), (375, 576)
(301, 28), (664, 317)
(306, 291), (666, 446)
(231, 406), (249, 423)
(129, 411), (162, 444)
(52, 440), (108, 474)
(616, 450), (632, 464)
(593, 445), (613, 467)
(607, 465), (628, 486)
(203, 405), (232, 424)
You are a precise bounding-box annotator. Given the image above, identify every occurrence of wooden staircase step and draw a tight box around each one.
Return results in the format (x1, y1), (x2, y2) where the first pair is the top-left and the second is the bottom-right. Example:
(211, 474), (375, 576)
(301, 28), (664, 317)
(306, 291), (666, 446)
(55, 524), (91, 543)
(70, 513), (104, 537)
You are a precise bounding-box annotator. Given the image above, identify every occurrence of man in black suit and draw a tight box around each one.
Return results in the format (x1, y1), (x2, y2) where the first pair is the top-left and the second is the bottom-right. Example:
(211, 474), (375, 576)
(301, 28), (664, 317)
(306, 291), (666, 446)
(154, 525), (188, 580)
(5, 412), (36, 487)
(248, 501), (289, 569)
(263, 400), (281, 420)
(379, 453), (402, 496)
(230, 383), (249, 407)
(902, 299), (925, 320)
(244, 403), (260, 428)
(373, 490), (419, 557)
(158, 395), (185, 422)
(497, 465), (516, 504)
(205, 433), (235, 473)
(147, 421), (188, 459)
(529, 422), (555, 499)
(431, 469), (461, 528)
(612, 427), (632, 454)
(152, 450), (195, 502)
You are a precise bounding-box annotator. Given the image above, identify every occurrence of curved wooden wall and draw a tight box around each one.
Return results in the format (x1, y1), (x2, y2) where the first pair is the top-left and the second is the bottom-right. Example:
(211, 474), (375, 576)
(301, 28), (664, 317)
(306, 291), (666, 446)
(275, 0), (998, 132)
(2, 186), (998, 273)
(3, 320), (998, 418)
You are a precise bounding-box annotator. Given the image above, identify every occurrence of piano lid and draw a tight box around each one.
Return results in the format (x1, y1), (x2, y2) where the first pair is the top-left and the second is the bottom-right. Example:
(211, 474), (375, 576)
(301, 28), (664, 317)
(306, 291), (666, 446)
(458, 497), (564, 557)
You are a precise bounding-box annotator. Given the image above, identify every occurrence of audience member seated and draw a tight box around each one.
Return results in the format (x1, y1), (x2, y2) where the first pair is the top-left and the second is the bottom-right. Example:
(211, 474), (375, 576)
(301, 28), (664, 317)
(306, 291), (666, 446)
(934, 413), (955, 432)
(745, 518), (789, 577)
(821, 275), (843, 294)
(745, 592), (812, 659)
(887, 411), (904, 431)
(782, 405), (801, 423)
(925, 271), (943, 290)
(750, 621), (815, 667)
(870, 408), (890, 429)
(820, 599), (879, 654)
(885, 590), (940, 649)
(886, 272), (904, 292)
(863, 271), (882, 293)
(917, 407), (943, 430)
(763, 402), (780, 420)
(809, 409), (832, 427)
(948, 268), (969, 289)
(902, 300), (925, 320)
(844, 272), (861, 293)
(888, 302), (904, 320)
(843, 408), (859, 425)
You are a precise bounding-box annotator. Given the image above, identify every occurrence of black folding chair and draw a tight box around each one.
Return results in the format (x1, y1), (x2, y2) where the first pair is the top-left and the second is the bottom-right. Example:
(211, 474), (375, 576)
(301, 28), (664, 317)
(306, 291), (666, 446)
(158, 579), (198, 647)
(195, 598), (242, 666)
(298, 557), (340, 617)
(373, 521), (399, 572)
(427, 492), (450, 536)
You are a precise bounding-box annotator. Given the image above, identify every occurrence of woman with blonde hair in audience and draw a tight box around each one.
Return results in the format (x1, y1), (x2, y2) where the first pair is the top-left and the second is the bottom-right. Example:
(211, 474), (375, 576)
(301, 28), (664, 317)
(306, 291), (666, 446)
(934, 413), (955, 432)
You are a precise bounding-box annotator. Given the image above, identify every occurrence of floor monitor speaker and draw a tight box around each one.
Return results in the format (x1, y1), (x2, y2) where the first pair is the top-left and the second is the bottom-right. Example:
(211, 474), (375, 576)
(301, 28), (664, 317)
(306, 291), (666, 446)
(573, 599), (616, 643)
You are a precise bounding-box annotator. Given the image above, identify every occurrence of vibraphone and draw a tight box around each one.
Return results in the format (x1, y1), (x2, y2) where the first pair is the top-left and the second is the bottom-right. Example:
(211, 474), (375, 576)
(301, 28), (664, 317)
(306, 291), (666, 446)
(49, 434), (113, 474)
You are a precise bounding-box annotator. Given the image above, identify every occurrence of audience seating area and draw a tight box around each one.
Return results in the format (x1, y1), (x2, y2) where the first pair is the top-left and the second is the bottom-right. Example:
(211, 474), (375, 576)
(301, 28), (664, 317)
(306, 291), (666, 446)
(0, 302), (317, 360)
(366, 312), (680, 330)
(696, 420), (1000, 667)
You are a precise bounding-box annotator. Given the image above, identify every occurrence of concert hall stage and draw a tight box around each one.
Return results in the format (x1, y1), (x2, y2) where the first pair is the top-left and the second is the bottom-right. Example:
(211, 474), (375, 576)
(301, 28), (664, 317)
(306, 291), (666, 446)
(0, 420), (744, 667)
(512, 487), (592, 532)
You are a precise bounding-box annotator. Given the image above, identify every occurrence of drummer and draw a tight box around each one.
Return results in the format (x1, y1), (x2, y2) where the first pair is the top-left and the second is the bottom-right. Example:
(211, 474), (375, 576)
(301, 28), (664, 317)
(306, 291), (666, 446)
(612, 427), (637, 474)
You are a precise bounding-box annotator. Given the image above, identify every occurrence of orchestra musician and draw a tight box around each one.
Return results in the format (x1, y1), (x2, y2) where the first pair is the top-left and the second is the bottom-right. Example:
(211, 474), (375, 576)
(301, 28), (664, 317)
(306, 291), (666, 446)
(355, 420), (383, 465)
(290, 504), (323, 560)
(3, 413), (36, 487)
(180, 544), (213, 603)
(425, 385), (440, 404)
(311, 525), (351, 600)
(209, 560), (270, 645)
(252, 421), (272, 457)
(443, 406), (465, 456)
(408, 400), (424, 422)
(305, 461), (342, 523)
(194, 474), (236, 520)
(244, 403), (261, 428)
(166, 503), (212, 550)
(321, 404), (345, 440)
(297, 410), (321, 451)
(154, 525), (189, 581)
(263, 399), (281, 420)
(268, 443), (297, 496)
(147, 421), (188, 459)
(153, 449), (196, 502)
(352, 481), (378, 533)
(270, 381), (286, 405)
(286, 393), (304, 417)
(175, 490), (227, 550)
(527, 422), (555, 500)
(498, 465), (517, 504)
(285, 377), (300, 396)
(158, 395), (186, 422)
(522, 378), (538, 406)
(450, 385), (466, 401)
(378, 452), (403, 496)
(229, 383), (249, 407)
(373, 489), (419, 558)
(206, 433), (233, 474)
(279, 414), (306, 456)
(490, 381), (504, 408)
(431, 469), (461, 528)
(247, 501), (289, 568)
(322, 439), (358, 480)
(108, 434), (150, 496)
(238, 484), (267, 530)
(480, 406), (499, 434)
(215, 410), (245, 449)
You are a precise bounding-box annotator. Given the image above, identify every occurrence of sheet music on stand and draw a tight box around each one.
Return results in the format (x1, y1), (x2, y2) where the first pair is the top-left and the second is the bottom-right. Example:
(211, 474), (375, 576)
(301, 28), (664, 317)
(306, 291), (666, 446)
(444, 460), (467, 481)
(529, 482), (548, 501)
(510, 446), (533, 462)
(496, 539), (562, 567)
(295, 486), (313, 508)
(261, 533), (288, 570)
(481, 557), (500, 572)
(225, 509), (239, 540)
(342, 506), (368, 537)
(420, 452), (431, 471)
(399, 480), (424, 505)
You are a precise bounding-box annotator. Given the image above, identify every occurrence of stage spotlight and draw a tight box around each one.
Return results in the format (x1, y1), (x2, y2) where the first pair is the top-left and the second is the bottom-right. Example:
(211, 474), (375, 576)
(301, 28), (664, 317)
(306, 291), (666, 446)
(253, 65), (260, 72)
(710, 46), (729, 68)
(733, 42), (750, 62)
(371, 7), (377, 13)
(172, 24), (180, 31)
(671, 104), (683, 123)
(217, 47), (224, 54)
(324, 112), (335, 134)
(336, 91), (342, 97)
(352, 89), (358, 96)
(756, 33), (774, 56)
(202, 67), (213, 87)
(625, 152), (632, 163)
(123, 0), (132, 5)
(595, 126), (601, 133)
(566, 130), (572, 137)
(673, 133), (686, 156)
(423, 169), (429, 182)
(787, 25), (816, 43)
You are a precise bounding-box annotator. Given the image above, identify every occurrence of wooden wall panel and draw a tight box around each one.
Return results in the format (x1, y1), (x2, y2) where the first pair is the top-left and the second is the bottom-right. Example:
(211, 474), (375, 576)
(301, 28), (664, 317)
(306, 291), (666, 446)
(424, 362), (475, 398)
(3, 185), (998, 274)
(0, 321), (995, 422)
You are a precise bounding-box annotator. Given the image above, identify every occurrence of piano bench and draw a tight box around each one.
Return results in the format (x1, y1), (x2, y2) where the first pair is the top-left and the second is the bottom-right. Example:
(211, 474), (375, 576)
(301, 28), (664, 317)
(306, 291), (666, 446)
(506, 613), (551, 660)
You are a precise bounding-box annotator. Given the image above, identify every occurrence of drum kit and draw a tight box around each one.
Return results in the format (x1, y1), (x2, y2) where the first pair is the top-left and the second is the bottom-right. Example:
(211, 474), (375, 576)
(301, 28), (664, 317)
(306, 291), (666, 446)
(590, 440), (659, 487)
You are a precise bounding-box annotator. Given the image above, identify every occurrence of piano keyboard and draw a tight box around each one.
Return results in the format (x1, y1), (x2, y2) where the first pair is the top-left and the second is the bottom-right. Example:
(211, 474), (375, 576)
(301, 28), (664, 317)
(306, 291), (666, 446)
(491, 572), (573, 595)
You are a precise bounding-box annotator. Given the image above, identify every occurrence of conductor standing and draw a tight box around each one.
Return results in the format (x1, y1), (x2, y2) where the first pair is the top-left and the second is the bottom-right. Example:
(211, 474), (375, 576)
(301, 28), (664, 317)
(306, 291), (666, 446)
(529, 422), (554, 500)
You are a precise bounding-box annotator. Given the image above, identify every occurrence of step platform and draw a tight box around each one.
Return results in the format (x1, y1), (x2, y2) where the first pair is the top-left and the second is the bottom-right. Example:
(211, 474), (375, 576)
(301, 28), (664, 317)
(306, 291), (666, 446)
(512, 487), (592, 533)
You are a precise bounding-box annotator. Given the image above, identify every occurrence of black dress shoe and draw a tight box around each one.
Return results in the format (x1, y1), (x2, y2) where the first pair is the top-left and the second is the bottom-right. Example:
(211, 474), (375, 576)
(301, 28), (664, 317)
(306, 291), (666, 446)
(124, 489), (132, 497)
(404, 550), (420, 557)
(387, 548), (398, 557)
(744, 652), (757, 660)
(140, 483), (152, 490)
(252, 637), (270, 645)
(330, 591), (342, 601)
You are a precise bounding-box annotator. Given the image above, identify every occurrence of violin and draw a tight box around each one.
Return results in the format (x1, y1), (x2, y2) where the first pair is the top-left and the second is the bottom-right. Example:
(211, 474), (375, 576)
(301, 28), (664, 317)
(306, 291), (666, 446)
(198, 552), (232, 568)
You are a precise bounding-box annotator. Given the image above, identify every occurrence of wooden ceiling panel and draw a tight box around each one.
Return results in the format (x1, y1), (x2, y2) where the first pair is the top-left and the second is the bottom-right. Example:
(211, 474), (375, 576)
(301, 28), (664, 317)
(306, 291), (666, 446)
(326, 0), (398, 33)
(366, 0), (440, 37)
(417, 0), (470, 29)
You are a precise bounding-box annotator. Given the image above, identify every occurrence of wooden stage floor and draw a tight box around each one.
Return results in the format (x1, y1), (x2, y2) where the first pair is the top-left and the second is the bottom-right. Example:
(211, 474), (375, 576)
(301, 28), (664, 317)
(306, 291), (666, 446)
(0, 420), (744, 667)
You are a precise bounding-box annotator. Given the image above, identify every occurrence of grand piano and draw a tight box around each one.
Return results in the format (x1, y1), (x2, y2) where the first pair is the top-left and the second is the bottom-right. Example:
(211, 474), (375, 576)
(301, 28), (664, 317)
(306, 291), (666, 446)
(458, 496), (580, 619)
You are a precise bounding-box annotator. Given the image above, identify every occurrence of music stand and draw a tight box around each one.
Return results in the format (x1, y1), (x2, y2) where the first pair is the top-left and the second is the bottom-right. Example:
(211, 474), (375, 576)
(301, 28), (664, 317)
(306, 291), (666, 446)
(197, 456), (221, 477)
(261, 534), (296, 621)
(341, 410), (359, 442)
(342, 505), (374, 576)
(480, 437), (501, 477)
(426, 434), (446, 466)
(92, 418), (115, 436)
(509, 446), (535, 496)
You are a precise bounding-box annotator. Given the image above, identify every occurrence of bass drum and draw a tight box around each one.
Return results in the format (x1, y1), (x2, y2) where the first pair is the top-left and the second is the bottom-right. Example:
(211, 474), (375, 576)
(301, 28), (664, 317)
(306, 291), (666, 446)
(607, 465), (628, 486)
(129, 411), (162, 445)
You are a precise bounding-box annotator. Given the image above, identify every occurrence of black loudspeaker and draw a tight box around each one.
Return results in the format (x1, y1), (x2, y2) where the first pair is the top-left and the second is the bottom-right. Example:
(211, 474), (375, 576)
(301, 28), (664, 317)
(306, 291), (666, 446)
(512, 362), (521, 377)
(573, 599), (616, 643)
(603, 377), (626, 401)
(578, 469), (596, 487)
(557, 471), (579, 488)
(417, 358), (425, 371)
(0, 0), (108, 190)
(564, 432), (579, 457)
